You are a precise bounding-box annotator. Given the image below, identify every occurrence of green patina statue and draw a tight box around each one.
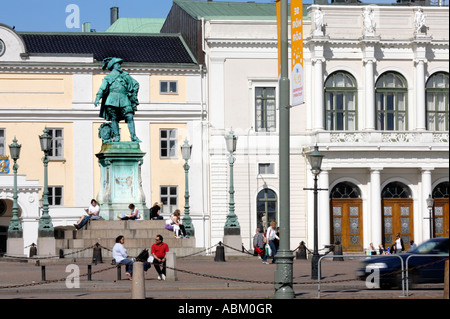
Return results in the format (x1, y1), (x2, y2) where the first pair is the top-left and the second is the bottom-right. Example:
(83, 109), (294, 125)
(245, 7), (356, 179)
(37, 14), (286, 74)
(95, 57), (141, 143)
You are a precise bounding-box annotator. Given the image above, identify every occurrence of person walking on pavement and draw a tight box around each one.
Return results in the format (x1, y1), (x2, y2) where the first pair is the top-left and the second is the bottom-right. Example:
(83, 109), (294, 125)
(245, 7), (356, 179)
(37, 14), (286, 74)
(253, 227), (266, 261)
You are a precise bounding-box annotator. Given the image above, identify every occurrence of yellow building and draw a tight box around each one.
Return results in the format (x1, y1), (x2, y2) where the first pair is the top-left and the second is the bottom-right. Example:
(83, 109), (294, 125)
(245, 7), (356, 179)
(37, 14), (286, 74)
(0, 25), (206, 255)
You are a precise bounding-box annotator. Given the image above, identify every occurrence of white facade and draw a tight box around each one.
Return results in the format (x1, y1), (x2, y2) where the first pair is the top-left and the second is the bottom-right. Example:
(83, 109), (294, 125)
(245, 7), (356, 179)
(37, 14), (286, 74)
(203, 4), (449, 252)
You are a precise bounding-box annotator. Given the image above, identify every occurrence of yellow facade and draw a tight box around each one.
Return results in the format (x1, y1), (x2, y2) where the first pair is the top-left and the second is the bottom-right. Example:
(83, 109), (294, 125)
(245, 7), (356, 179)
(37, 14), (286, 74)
(2, 122), (75, 206)
(0, 73), (73, 108)
(150, 74), (187, 102)
(1, 69), (192, 214)
(149, 123), (188, 209)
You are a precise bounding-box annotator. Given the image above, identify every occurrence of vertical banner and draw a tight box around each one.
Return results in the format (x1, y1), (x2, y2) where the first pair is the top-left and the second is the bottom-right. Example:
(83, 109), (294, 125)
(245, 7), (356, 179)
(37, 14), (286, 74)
(291, 0), (304, 106)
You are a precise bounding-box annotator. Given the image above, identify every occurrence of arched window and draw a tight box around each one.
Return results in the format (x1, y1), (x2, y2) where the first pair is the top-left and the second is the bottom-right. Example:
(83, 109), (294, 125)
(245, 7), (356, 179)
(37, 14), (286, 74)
(426, 72), (449, 131)
(256, 188), (277, 232)
(330, 181), (361, 199)
(325, 71), (357, 130)
(381, 181), (412, 199)
(376, 72), (408, 130)
(432, 182), (449, 199)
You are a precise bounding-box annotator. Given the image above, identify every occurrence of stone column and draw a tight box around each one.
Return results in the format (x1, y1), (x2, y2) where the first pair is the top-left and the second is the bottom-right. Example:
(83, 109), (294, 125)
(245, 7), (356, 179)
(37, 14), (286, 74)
(319, 168), (330, 248)
(421, 168), (433, 240)
(370, 168), (382, 247)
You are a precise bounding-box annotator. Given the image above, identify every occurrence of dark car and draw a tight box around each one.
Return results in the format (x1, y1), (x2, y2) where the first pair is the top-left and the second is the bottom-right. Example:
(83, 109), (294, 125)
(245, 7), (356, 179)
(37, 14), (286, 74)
(356, 237), (449, 289)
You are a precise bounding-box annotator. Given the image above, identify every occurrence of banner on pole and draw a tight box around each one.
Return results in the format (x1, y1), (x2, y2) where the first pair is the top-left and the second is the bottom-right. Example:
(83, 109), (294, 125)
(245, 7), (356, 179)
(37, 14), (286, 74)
(290, 0), (304, 106)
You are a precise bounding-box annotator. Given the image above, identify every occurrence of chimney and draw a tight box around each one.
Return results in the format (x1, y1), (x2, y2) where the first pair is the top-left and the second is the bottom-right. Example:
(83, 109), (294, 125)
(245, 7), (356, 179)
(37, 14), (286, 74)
(110, 7), (119, 25)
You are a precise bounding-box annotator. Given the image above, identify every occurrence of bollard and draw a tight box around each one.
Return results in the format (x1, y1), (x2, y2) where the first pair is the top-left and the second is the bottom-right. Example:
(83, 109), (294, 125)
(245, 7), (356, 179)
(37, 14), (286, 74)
(92, 243), (103, 264)
(296, 241), (307, 260)
(131, 262), (145, 299)
(88, 264), (92, 281)
(116, 264), (122, 281)
(333, 242), (344, 261)
(444, 260), (449, 299)
(59, 249), (64, 258)
(166, 252), (177, 281)
(214, 242), (226, 262)
(41, 265), (46, 281)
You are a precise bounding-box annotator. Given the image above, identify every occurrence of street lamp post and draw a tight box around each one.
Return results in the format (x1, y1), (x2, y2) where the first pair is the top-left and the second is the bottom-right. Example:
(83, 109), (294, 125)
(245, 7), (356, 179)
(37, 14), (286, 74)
(426, 194), (434, 239)
(8, 137), (22, 236)
(38, 128), (54, 237)
(307, 145), (325, 280)
(224, 129), (240, 235)
(181, 138), (194, 237)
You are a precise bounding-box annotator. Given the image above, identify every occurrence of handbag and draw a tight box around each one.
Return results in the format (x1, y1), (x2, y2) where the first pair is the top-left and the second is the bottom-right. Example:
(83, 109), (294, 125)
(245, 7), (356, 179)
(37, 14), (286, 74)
(136, 249), (149, 262)
(265, 243), (271, 257)
(165, 224), (174, 231)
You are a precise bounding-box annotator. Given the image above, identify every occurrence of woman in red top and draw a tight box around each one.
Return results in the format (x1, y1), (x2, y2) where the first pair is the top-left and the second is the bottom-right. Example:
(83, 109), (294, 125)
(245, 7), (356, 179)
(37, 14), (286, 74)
(151, 234), (169, 280)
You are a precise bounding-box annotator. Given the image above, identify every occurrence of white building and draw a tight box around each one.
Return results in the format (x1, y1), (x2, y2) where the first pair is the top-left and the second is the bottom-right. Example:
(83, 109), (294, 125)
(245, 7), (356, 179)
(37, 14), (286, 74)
(163, 0), (449, 252)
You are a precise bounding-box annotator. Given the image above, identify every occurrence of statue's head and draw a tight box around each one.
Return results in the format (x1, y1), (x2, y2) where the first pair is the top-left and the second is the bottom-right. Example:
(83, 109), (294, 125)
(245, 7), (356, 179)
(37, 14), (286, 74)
(102, 57), (124, 71)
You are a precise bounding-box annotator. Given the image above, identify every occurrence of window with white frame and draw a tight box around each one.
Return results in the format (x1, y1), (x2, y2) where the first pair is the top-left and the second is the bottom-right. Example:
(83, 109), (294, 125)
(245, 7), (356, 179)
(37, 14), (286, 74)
(325, 71), (358, 131)
(47, 128), (64, 158)
(258, 163), (275, 175)
(160, 129), (177, 158)
(160, 186), (178, 214)
(160, 80), (178, 94)
(255, 87), (276, 132)
(426, 72), (449, 131)
(48, 186), (63, 206)
(375, 72), (408, 131)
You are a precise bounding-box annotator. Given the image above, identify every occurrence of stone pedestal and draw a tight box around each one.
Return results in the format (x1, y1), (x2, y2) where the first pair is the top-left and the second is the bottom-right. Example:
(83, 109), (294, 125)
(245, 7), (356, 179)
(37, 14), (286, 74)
(37, 236), (56, 257)
(223, 234), (242, 256)
(6, 237), (25, 257)
(96, 142), (148, 220)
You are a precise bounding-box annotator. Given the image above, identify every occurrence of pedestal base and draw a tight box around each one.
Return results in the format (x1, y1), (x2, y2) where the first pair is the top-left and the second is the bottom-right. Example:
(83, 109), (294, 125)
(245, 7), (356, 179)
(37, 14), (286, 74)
(37, 237), (56, 257)
(96, 142), (148, 220)
(223, 234), (242, 256)
(6, 237), (25, 257)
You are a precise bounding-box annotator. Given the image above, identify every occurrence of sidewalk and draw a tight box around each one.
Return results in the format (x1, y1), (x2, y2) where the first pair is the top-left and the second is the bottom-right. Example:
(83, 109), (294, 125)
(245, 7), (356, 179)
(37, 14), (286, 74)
(0, 253), (446, 299)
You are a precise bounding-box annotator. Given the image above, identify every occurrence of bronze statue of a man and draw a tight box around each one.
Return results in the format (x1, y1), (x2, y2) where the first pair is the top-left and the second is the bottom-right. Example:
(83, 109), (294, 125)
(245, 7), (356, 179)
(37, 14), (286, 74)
(95, 57), (141, 143)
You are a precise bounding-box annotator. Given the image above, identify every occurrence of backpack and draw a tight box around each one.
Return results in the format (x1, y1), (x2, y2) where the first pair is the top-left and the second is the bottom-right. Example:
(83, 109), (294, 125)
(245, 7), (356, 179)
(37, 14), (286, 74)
(136, 249), (149, 262)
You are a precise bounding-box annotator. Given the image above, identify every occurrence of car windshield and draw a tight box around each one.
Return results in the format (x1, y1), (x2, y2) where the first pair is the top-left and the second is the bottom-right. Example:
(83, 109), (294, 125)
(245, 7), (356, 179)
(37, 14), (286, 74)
(409, 239), (449, 255)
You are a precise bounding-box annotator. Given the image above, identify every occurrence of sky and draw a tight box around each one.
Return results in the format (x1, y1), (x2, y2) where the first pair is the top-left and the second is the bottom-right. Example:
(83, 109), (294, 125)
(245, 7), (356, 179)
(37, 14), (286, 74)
(0, 0), (397, 33)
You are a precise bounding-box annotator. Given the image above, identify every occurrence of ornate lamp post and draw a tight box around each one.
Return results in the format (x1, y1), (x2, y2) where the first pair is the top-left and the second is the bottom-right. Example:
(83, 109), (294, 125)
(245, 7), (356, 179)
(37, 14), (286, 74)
(307, 145), (324, 280)
(181, 138), (194, 237)
(38, 128), (54, 237)
(426, 194), (434, 239)
(224, 129), (240, 235)
(8, 137), (22, 235)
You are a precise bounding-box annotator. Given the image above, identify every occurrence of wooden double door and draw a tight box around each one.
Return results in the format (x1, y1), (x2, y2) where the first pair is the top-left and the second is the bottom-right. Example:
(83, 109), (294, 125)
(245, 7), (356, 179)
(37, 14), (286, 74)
(330, 198), (416, 252)
(382, 199), (414, 251)
(330, 199), (363, 252)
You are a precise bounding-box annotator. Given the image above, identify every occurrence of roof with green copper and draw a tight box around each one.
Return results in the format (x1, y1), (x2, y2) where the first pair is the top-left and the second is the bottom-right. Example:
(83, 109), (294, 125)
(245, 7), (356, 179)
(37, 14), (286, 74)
(174, 0), (310, 20)
(106, 18), (166, 33)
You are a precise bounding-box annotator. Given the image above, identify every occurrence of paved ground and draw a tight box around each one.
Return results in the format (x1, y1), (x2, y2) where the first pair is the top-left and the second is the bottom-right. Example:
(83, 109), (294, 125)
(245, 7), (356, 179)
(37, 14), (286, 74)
(0, 252), (446, 301)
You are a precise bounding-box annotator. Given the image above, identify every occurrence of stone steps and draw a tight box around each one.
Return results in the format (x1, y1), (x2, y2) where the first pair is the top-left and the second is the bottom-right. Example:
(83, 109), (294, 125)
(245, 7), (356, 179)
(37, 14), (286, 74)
(56, 219), (201, 259)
